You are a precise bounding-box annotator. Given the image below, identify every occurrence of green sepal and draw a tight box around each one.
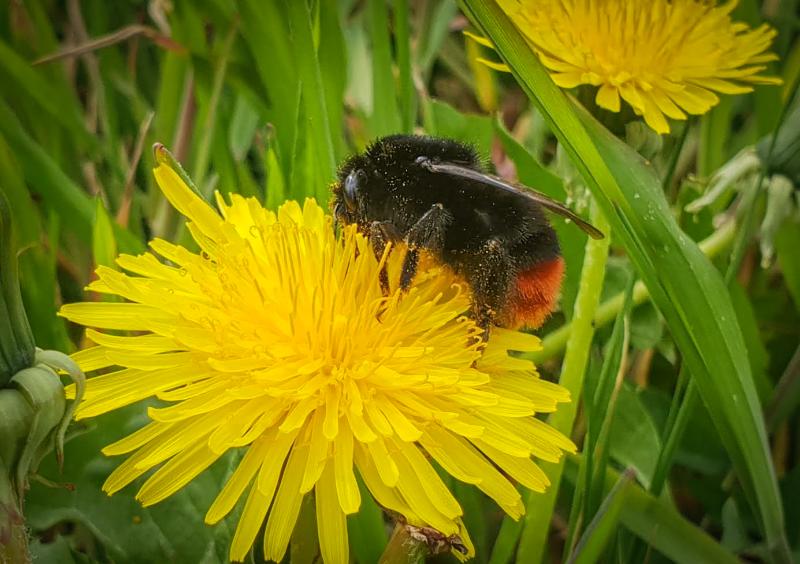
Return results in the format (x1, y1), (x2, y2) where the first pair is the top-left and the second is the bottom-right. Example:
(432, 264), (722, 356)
(0, 189), (35, 385)
(9, 365), (65, 501)
(0, 388), (34, 488)
(35, 348), (85, 468)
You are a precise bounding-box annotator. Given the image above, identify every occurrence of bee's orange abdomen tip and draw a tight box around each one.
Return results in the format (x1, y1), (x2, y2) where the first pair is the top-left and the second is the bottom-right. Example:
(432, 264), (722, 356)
(505, 256), (565, 330)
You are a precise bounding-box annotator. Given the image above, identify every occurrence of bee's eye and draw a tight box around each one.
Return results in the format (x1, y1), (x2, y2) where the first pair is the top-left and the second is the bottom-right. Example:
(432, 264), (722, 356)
(415, 156), (436, 170)
(343, 169), (365, 211)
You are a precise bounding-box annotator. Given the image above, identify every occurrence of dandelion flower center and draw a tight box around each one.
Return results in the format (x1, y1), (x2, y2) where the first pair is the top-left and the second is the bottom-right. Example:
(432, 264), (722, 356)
(60, 158), (575, 563)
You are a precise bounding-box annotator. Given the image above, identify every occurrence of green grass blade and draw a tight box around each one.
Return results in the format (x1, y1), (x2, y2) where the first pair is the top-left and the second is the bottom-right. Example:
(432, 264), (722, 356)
(317, 0), (347, 160)
(0, 99), (141, 253)
(462, 5), (789, 560)
(286, 0), (338, 202)
(563, 457), (739, 564)
(517, 203), (611, 564)
(347, 478), (388, 564)
(91, 199), (117, 270)
(393, 0), (415, 133)
(416, 1), (458, 77)
(698, 99), (733, 178)
(238, 0), (299, 181)
(568, 470), (633, 564)
(190, 20), (238, 193)
(579, 279), (632, 544)
(0, 39), (91, 147)
(775, 219), (800, 310)
(368, 0), (402, 136)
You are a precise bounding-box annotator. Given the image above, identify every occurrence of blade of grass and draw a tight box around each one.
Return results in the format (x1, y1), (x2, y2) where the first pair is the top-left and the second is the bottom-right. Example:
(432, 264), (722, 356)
(697, 98), (733, 178)
(487, 203), (609, 564)
(0, 39), (92, 148)
(453, 481), (489, 563)
(416, 0), (458, 77)
(463, 2), (789, 561)
(0, 138), (70, 352)
(287, 0), (338, 202)
(564, 280), (632, 559)
(92, 199), (117, 270)
(368, 0), (402, 136)
(765, 344), (800, 432)
(393, 0), (415, 133)
(317, 0), (347, 160)
(0, 100), (141, 253)
(191, 19), (238, 194)
(649, 366), (692, 497)
(568, 469), (634, 564)
(775, 219), (800, 309)
(516, 202), (611, 564)
(348, 479), (388, 564)
(581, 280), (632, 546)
(239, 0), (299, 180)
(562, 456), (739, 564)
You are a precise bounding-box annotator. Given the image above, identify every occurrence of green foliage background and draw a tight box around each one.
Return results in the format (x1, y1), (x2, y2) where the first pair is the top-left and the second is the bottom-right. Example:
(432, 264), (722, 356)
(1, 0), (799, 563)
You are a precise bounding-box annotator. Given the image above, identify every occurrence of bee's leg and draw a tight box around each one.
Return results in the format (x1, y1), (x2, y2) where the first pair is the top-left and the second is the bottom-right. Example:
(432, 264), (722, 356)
(469, 238), (514, 341)
(368, 221), (401, 295)
(400, 203), (452, 291)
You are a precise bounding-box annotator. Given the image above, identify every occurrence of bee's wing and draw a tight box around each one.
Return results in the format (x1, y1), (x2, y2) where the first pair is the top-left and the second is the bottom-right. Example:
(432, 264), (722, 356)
(423, 161), (605, 239)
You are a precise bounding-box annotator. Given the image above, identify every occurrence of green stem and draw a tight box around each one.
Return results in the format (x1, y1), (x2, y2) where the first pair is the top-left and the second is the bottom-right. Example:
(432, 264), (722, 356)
(626, 367), (696, 563)
(379, 524), (427, 564)
(765, 343), (800, 432)
(0, 459), (29, 564)
(531, 219), (737, 363)
(663, 119), (691, 199)
(516, 202), (611, 564)
(649, 367), (694, 497)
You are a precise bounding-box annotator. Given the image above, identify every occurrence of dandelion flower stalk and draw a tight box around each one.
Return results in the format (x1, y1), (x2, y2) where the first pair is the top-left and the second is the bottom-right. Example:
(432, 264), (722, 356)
(477, 0), (781, 134)
(60, 145), (575, 563)
(0, 191), (85, 564)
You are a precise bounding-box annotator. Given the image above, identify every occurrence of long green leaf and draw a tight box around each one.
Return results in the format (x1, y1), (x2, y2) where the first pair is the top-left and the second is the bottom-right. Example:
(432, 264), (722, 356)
(0, 39), (91, 147)
(239, 0), (299, 181)
(393, 0), (415, 133)
(0, 100), (141, 254)
(568, 470), (633, 564)
(462, 2), (789, 562)
(515, 202), (609, 564)
(368, 0), (402, 136)
(562, 457), (739, 564)
(286, 0), (339, 202)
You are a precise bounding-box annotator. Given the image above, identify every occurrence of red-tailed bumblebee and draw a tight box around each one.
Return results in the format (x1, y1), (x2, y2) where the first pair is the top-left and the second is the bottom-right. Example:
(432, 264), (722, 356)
(332, 134), (603, 334)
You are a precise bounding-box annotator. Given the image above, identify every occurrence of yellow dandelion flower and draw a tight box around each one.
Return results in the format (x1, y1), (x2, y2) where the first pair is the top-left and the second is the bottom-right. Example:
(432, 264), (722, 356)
(484, 0), (781, 134)
(59, 149), (575, 563)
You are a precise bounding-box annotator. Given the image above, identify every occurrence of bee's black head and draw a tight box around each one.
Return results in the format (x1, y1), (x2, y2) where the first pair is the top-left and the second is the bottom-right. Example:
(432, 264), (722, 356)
(331, 166), (367, 227)
(332, 150), (375, 228)
(332, 135), (482, 229)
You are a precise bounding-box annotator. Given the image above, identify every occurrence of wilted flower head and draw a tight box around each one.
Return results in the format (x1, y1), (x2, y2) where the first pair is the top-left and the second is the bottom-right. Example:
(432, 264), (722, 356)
(60, 148), (575, 562)
(489, 0), (781, 134)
